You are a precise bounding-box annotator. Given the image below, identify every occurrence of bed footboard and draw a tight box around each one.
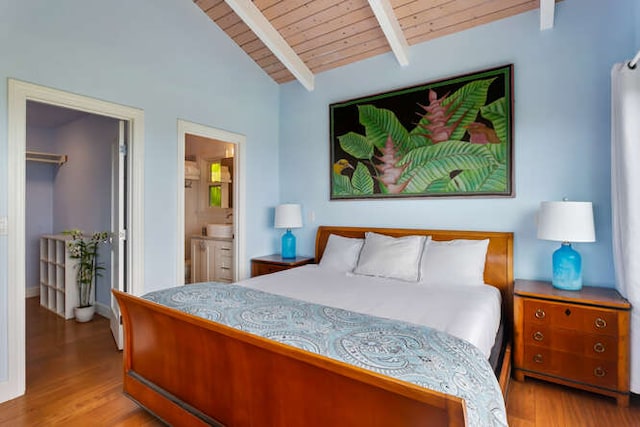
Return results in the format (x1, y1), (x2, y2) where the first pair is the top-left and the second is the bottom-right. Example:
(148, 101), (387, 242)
(113, 290), (467, 427)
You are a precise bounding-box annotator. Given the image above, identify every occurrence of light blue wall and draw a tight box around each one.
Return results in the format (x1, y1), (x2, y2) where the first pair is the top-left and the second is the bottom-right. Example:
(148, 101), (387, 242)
(0, 0), (279, 384)
(279, 0), (636, 287)
(637, 1), (640, 48)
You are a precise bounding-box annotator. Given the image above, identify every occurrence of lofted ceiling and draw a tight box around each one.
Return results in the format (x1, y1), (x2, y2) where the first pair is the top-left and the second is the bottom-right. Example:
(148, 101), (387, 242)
(194, 0), (557, 90)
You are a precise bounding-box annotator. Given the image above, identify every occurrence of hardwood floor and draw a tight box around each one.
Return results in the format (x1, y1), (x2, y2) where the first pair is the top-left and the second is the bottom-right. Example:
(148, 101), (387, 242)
(507, 378), (640, 426)
(0, 298), (162, 426)
(0, 297), (639, 426)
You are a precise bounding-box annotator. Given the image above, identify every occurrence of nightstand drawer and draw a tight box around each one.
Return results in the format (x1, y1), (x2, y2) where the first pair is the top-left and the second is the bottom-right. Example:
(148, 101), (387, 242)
(523, 299), (619, 337)
(255, 263), (288, 276)
(523, 324), (618, 361)
(523, 346), (618, 389)
(251, 255), (315, 278)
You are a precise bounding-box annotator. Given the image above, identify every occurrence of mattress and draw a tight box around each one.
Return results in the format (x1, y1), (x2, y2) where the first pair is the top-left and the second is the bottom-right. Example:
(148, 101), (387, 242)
(241, 264), (502, 358)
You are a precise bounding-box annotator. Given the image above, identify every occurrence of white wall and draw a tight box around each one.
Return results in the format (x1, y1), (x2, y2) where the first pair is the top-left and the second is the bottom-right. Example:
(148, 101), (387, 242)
(278, 0), (636, 287)
(0, 0), (280, 387)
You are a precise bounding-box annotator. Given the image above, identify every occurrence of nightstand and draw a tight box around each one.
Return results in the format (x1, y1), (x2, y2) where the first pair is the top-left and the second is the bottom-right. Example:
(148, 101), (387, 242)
(513, 279), (631, 406)
(250, 254), (314, 277)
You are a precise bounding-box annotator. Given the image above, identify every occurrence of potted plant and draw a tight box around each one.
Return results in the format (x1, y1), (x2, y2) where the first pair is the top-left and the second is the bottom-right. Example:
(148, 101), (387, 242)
(64, 229), (110, 322)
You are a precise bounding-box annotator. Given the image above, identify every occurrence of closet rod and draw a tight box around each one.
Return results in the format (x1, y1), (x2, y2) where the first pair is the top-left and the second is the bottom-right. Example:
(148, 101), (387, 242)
(26, 151), (68, 165)
(628, 49), (640, 69)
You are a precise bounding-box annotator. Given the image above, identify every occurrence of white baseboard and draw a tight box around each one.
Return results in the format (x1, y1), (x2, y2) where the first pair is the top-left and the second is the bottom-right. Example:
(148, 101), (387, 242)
(25, 287), (40, 298)
(95, 301), (112, 319)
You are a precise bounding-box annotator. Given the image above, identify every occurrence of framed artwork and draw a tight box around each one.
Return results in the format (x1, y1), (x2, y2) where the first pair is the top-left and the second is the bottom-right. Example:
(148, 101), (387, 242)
(330, 64), (513, 200)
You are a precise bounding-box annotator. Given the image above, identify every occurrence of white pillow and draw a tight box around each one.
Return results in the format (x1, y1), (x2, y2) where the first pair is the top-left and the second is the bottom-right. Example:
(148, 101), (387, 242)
(353, 232), (427, 282)
(420, 239), (489, 286)
(319, 234), (364, 273)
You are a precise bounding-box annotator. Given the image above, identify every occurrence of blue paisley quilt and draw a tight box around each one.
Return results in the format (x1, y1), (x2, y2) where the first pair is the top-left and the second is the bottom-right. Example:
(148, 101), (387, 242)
(143, 282), (507, 426)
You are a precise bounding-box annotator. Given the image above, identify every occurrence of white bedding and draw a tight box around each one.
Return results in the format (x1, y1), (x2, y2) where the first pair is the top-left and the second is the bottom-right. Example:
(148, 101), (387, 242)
(241, 264), (502, 358)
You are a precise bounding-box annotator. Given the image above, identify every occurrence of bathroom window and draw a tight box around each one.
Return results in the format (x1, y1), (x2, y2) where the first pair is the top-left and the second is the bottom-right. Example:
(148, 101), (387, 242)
(209, 162), (221, 182)
(208, 161), (222, 208)
(209, 186), (222, 207)
(206, 160), (231, 208)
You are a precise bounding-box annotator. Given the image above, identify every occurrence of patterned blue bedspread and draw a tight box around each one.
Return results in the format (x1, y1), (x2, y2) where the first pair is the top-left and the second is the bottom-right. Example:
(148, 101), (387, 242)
(143, 282), (507, 426)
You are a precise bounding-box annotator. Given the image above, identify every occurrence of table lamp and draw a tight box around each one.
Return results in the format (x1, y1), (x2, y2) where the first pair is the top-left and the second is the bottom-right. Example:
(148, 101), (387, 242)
(537, 200), (596, 291)
(274, 204), (303, 259)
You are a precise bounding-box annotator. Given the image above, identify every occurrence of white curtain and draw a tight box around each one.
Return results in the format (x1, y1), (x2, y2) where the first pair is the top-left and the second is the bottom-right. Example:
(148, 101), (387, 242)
(611, 59), (640, 394)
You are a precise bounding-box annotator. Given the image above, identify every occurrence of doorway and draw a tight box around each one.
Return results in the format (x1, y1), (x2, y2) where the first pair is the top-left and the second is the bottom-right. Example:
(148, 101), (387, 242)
(25, 101), (118, 322)
(184, 135), (235, 284)
(177, 120), (247, 284)
(3, 79), (145, 402)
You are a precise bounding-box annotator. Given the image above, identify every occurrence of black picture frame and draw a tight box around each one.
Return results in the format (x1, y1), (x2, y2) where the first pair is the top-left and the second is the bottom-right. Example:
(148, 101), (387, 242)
(329, 64), (514, 200)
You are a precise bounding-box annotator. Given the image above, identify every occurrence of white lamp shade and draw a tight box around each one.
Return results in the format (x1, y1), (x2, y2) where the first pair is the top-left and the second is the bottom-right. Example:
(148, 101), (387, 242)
(537, 201), (596, 242)
(274, 204), (303, 229)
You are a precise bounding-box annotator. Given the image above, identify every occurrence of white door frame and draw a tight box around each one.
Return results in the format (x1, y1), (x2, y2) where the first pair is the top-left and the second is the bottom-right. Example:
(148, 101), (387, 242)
(2, 79), (145, 402)
(110, 120), (128, 350)
(177, 119), (247, 283)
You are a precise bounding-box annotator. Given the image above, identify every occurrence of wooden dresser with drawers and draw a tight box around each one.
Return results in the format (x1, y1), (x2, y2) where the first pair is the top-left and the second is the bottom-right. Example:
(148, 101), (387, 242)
(513, 279), (631, 406)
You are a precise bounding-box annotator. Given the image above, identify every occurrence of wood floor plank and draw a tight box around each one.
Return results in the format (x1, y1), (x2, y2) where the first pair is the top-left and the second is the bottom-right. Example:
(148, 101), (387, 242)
(506, 377), (536, 422)
(1, 297), (639, 426)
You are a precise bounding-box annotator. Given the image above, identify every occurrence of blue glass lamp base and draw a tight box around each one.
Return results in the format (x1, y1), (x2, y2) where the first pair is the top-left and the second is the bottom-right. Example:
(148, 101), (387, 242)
(551, 243), (583, 291)
(281, 229), (296, 259)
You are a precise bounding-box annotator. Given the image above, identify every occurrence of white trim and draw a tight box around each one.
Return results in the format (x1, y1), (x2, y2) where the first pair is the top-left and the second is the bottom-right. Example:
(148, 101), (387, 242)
(224, 0), (314, 91)
(177, 120), (247, 283)
(2, 79), (145, 403)
(367, 0), (410, 66)
(1, 79), (27, 402)
(25, 287), (40, 299)
(95, 301), (112, 319)
(540, 0), (555, 30)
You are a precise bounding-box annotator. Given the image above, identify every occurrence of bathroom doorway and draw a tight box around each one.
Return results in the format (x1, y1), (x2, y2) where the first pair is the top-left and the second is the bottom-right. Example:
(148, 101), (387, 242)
(176, 120), (246, 284)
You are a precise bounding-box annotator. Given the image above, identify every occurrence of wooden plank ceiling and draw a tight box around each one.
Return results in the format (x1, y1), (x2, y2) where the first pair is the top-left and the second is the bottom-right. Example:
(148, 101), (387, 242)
(194, 0), (545, 86)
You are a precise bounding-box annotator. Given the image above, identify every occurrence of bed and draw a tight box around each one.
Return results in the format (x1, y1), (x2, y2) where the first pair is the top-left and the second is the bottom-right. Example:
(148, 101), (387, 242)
(113, 226), (513, 426)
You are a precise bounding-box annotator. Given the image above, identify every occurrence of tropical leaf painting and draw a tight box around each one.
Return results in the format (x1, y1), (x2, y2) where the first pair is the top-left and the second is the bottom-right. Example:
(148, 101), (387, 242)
(329, 65), (513, 199)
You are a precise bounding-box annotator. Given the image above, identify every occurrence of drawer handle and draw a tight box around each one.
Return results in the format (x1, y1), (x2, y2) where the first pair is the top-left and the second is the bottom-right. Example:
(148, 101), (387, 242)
(594, 367), (606, 377)
(533, 331), (544, 341)
(594, 318), (607, 329)
(220, 248), (231, 251)
(533, 354), (544, 363)
(220, 267), (230, 270)
(535, 309), (546, 319)
(593, 342), (606, 353)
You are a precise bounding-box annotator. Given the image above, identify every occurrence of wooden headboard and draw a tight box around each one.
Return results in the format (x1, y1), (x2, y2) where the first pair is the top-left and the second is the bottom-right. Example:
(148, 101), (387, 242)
(315, 226), (514, 334)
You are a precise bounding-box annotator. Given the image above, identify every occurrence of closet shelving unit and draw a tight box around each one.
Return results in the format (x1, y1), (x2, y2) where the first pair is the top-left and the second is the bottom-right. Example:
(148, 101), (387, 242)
(39, 234), (78, 319)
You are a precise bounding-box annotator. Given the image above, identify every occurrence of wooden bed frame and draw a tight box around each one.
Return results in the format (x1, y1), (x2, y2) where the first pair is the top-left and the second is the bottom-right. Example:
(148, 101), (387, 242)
(113, 226), (513, 426)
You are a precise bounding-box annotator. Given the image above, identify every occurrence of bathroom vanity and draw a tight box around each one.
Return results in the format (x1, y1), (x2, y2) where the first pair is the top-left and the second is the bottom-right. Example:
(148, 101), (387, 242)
(190, 236), (233, 283)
